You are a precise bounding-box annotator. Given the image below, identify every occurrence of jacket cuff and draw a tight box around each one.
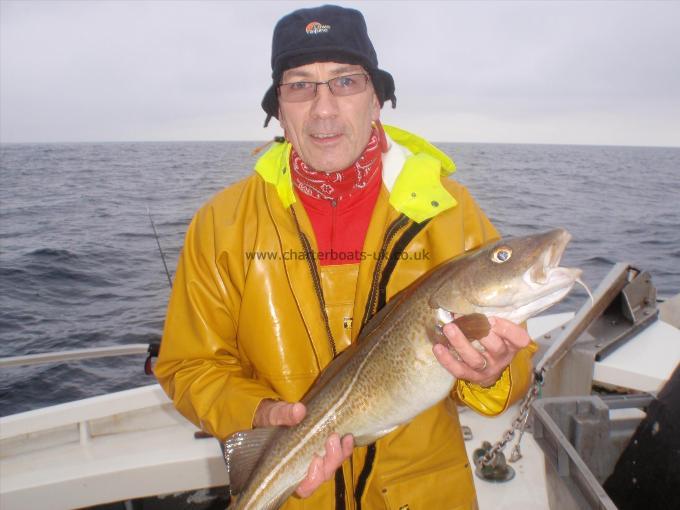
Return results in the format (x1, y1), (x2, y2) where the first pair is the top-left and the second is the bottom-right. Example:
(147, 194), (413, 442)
(456, 367), (512, 416)
(455, 340), (538, 417)
(216, 384), (281, 440)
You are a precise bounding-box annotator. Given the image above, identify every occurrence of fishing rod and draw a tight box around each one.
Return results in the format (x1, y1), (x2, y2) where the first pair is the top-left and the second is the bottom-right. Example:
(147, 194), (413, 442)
(146, 207), (173, 289)
(144, 206), (174, 374)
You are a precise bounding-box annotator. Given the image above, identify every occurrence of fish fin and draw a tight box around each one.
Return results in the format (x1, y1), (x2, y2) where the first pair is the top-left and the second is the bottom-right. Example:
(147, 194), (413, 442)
(223, 427), (278, 495)
(354, 426), (398, 446)
(453, 313), (491, 340)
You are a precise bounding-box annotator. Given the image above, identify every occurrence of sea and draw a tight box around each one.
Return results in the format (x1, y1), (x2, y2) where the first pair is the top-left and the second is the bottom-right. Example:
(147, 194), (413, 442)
(1, 140), (679, 416)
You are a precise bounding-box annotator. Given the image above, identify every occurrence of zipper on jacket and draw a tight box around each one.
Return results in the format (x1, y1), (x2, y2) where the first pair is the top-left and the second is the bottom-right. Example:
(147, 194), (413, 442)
(330, 198), (338, 259)
(334, 469), (347, 510)
(290, 207), (337, 357)
(376, 218), (432, 310)
(354, 443), (376, 510)
(360, 214), (409, 330)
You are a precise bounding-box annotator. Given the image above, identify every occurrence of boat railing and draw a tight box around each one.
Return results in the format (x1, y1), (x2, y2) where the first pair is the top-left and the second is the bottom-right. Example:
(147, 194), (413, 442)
(0, 343), (151, 368)
(0, 384), (178, 455)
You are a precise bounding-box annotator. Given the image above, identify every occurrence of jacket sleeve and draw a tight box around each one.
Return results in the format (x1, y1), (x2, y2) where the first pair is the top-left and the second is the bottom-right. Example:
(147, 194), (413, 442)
(450, 184), (538, 416)
(456, 339), (538, 416)
(155, 203), (279, 441)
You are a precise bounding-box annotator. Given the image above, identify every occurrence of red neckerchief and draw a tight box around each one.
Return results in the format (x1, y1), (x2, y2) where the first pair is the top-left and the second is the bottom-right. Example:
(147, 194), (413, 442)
(291, 128), (381, 202)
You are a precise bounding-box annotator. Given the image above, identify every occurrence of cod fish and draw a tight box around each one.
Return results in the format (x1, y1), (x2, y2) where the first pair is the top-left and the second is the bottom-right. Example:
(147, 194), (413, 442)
(225, 228), (582, 510)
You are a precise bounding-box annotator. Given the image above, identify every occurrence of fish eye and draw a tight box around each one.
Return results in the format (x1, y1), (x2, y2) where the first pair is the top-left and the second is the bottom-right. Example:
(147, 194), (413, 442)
(491, 246), (512, 263)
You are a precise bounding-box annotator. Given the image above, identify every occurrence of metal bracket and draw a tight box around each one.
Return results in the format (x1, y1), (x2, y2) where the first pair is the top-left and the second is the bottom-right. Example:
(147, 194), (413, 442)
(535, 265), (659, 397)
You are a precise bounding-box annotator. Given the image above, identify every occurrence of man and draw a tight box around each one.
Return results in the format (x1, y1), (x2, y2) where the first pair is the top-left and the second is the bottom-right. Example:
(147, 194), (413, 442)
(156, 5), (535, 509)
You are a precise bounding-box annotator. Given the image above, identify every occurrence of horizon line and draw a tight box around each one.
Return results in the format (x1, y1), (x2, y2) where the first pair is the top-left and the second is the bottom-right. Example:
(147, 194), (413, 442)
(1, 138), (678, 150)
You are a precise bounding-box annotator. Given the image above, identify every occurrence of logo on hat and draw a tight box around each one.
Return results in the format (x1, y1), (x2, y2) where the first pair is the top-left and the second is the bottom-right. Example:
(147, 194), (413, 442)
(305, 21), (331, 35)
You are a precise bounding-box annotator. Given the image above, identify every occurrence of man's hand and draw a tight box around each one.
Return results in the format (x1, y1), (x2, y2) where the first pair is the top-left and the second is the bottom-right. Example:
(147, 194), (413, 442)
(296, 433), (354, 498)
(432, 317), (531, 387)
(253, 399), (354, 498)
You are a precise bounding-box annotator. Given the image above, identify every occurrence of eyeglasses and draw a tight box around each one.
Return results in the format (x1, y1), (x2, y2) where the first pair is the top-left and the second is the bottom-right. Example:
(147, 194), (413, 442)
(278, 73), (370, 103)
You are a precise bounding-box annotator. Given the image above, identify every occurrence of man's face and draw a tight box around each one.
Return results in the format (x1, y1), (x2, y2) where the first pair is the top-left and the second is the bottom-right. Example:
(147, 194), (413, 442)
(278, 62), (381, 173)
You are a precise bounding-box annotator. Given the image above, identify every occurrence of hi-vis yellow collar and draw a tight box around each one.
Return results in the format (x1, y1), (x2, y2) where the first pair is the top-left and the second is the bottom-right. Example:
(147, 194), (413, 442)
(254, 124), (458, 223)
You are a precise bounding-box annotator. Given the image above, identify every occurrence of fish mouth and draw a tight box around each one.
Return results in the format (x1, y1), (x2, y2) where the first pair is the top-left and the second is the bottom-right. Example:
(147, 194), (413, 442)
(516, 269), (580, 316)
(479, 229), (582, 321)
(481, 268), (581, 322)
(519, 229), (581, 307)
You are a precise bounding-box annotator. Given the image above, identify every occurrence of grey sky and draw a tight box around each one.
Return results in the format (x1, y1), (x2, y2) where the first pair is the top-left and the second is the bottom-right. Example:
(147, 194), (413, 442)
(1, 0), (679, 146)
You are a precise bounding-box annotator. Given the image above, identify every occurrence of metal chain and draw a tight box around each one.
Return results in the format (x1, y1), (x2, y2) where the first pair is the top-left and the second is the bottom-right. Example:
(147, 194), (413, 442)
(509, 401), (532, 462)
(479, 371), (544, 466)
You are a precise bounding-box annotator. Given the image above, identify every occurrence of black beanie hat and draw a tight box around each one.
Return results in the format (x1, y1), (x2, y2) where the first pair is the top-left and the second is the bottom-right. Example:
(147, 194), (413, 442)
(261, 4), (396, 127)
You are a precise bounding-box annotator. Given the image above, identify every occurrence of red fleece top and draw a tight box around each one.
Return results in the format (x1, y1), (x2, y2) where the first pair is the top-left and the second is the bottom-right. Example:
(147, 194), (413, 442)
(294, 166), (381, 265)
(291, 130), (382, 266)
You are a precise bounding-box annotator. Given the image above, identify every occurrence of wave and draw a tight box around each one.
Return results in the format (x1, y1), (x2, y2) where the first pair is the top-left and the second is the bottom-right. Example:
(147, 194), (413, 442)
(26, 247), (79, 260)
(1, 257), (115, 287)
(115, 231), (153, 239)
(159, 220), (191, 229)
(583, 255), (617, 266)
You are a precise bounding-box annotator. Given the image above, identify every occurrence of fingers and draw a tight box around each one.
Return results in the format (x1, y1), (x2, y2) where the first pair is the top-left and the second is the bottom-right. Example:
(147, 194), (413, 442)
(489, 317), (531, 350)
(273, 401), (306, 426)
(476, 330), (509, 359)
(255, 400), (307, 428)
(441, 322), (486, 371)
(296, 455), (323, 498)
(296, 433), (354, 499)
(435, 319), (523, 387)
(433, 341), (485, 381)
(439, 317), (530, 368)
(340, 434), (354, 457)
(433, 323), (504, 386)
(433, 339), (499, 387)
(321, 434), (343, 479)
(288, 402), (307, 425)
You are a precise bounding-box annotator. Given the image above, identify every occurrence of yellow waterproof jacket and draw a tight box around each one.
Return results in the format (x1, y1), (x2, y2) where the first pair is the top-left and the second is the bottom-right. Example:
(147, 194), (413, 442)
(156, 125), (536, 510)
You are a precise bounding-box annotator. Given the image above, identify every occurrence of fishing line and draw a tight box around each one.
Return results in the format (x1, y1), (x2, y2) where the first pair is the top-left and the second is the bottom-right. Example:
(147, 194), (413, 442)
(577, 278), (595, 306)
(146, 206), (173, 289)
(144, 207), (171, 375)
